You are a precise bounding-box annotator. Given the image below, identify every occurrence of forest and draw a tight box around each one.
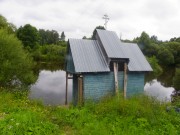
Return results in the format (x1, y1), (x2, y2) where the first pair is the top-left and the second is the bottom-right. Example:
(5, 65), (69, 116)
(0, 14), (180, 134)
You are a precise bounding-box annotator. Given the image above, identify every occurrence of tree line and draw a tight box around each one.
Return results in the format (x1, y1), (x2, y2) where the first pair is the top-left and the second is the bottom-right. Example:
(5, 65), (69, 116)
(15, 24), (67, 63)
(0, 15), (179, 94)
(16, 24), (66, 49)
(131, 32), (180, 67)
(122, 31), (180, 97)
(0, 15), (67, 87)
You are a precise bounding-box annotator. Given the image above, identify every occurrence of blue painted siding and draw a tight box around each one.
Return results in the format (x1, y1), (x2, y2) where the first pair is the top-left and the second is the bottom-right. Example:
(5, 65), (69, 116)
(118, 71), (124, 92)
(82, 72), (144, 101)
(66, 48), (75, 73)
(127, 72), (144, 96)
(83, 72), (115, 100)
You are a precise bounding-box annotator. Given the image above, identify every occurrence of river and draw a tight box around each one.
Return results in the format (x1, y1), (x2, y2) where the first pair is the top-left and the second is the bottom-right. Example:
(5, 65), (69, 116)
(29, 64), (175, 105)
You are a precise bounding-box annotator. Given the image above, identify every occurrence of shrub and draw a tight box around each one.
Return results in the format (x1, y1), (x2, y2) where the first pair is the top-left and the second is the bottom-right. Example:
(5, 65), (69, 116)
(147, 56), (163, 76)
(173, 68), (180, 91)
(0, 29), (36, 87)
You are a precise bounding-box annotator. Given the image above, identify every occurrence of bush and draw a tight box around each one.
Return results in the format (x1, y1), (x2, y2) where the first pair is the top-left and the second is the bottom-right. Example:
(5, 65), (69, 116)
(147, 56), (163, 76)
(157, 47), (174, 65)
(172, 68), (180, 103)
(173, 68), (180, 91)
(0, 29), (36, 87)
(49, 95), (180, 135)
(31, 44), (66, 63)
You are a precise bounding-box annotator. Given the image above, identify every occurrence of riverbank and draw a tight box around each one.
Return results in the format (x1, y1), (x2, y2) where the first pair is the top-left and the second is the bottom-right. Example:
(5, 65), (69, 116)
(0, 88), (179, 135)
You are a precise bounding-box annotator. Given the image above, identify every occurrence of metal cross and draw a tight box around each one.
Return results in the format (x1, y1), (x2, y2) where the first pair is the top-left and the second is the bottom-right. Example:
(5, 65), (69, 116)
(102, 14), (110, 29)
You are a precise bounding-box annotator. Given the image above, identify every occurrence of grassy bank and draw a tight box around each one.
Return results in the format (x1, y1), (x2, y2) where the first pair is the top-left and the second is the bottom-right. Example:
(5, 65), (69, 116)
(0, 88), (179, 135)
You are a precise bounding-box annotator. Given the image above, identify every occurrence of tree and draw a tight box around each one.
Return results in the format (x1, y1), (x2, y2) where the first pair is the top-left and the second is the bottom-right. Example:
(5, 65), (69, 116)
(82, 36), (87, 39)
(47, 30), (59, 44)
(157, 47), (174, 65)
(60, 31), (65, 41)
(39, 29), (47, 45)
(173, 68), (180, 91)
(39, 29), (60, 45)
(145, 43), (160, 57)
(16, 24), (40, 49)
(0, 29), (36, 87)
(170, 37), (180, 42)
(147, 56), (163, 76)
(137, 31), (151, 54)
(150, 35), (161, 44)
(172, 68), (180, 103)
(0, 14), (16, 33)
(92, 26), (105, 39)
(164, 42), (180, 66)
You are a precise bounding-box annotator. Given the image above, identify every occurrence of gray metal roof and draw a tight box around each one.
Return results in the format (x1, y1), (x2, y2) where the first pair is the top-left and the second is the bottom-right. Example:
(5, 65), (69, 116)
(120, 43), (153, 71)
(96, 29), (128, 59)
(67, 30), (152, 72)
(96, 29), (152, 71)
(69, 39), (110, 73)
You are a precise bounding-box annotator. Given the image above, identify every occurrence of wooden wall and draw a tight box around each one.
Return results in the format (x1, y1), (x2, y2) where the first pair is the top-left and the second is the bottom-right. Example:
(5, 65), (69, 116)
(72, 72), (145, 104)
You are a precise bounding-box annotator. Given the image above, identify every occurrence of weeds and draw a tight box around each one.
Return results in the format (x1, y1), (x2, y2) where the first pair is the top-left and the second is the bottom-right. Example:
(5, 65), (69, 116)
(0, 88), (179, 135)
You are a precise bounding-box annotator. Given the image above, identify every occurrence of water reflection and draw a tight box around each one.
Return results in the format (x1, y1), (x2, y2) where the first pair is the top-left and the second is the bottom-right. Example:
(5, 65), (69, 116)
(30, 68), (175, 105)
(145, 67), (175, 87)
(29, 70), (72, 105)
(144, 79), (174, 101)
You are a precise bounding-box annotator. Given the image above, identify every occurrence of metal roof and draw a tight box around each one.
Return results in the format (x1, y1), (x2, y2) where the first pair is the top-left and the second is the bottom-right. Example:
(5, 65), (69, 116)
(96, 29), (128, 59)
(96, 29), (152, 71)
(120, 43), (153, 71)
(67, 30), (152, 72)
(69, 39), (110, 73)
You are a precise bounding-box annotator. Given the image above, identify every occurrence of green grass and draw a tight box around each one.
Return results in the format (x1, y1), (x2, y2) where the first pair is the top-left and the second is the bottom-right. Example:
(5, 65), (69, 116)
(0, 88), (179, 135)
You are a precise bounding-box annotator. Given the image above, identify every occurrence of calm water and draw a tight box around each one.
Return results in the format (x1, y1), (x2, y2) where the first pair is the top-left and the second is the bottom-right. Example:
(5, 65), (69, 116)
(144, 79), (174, 101)
(29, 70), (72, 105)
(29, 66), (175, 105)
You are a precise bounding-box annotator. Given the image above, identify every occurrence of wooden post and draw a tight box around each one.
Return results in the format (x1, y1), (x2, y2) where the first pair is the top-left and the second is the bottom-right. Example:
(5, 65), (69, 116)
(124, 62), (127, 99)
(78, 77), (83, 105)
(65, 72), (68, 105)
(114, 62), (119, 95)
(78, 77), (80, 104)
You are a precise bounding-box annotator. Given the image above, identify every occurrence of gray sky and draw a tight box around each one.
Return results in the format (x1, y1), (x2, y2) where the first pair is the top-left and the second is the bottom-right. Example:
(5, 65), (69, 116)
(0, 0), (180, 40)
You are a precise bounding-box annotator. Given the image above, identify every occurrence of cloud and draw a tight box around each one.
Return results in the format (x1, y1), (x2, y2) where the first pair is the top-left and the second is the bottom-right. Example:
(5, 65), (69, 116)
(142, 0), (178, 19)
(0, 0), (180, 40)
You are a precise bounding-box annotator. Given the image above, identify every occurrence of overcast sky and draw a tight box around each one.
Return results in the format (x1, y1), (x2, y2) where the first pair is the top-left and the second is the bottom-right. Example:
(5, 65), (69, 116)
(0, 0), (180, 40)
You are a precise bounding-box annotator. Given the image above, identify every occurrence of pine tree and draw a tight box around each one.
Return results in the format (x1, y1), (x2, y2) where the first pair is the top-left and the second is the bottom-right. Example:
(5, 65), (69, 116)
(60, 31), (65, 41)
